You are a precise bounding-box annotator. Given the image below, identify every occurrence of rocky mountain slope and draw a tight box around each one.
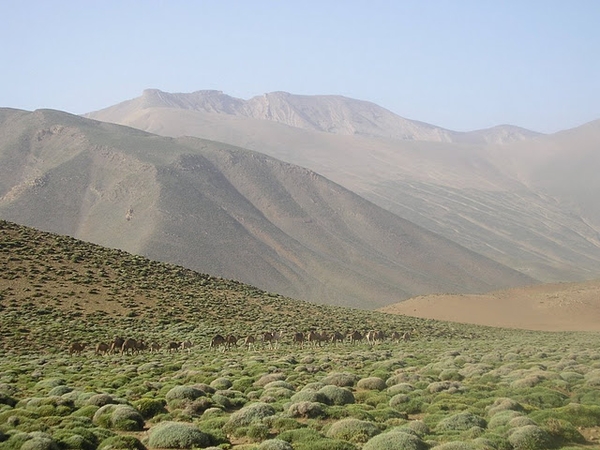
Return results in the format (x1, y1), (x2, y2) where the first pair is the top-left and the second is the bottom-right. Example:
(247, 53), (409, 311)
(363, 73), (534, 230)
(86, 90), (600, 282)
(0, 108), (533, 309)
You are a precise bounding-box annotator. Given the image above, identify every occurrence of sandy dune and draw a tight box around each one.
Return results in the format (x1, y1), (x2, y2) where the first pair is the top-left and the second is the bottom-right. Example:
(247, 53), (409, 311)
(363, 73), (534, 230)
(379, 279), (600, 331)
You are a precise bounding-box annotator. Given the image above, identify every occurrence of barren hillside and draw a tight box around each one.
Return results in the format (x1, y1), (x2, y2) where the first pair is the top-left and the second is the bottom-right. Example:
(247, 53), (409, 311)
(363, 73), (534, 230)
(0, 108), (533, 309)
(85, 90), (600, 283)
(379, 279), (600, 331)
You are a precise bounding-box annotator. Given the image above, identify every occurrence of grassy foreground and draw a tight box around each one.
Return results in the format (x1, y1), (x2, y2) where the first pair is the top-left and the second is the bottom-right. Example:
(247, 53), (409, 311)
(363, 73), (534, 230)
(2, 220), (600, 449)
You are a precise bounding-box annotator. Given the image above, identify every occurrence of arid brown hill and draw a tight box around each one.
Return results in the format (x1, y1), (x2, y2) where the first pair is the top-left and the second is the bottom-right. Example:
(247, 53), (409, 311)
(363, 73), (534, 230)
(0, 108), (532, 309)
(85, 90), (600, 283)
(379, 279), (600, 332)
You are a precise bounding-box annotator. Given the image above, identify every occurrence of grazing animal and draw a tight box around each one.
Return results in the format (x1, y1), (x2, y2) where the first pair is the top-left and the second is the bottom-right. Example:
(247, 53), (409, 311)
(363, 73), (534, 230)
(330, 331), (345, 345)
(180, 340), (193, 352)
(135, 340), (148, 353)
(366, 330), (385, 345)
(167, 342), (180, 352)
(149, 341), (161, 353)
(243, 335), (256, 350)
(390, 331), (401, 342)
(69, 342), (86, 355)
(210, 334), (226, 351)
(349, 330), (363, 344)
(121, 338), (138, 355)
(95, 342), (109, 355)
(262, 331), (282, 349)
(307, 330), (322, 347)
(225, 335), (238, 350)
(109, 336), (125, 354)
(292, 332), (305, 347)
(402, 331), (412, 341)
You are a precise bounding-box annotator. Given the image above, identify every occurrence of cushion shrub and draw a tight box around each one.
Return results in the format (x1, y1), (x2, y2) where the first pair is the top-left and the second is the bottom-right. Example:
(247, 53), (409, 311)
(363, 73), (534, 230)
(325, 418), (381, 444)
(362, 430), (428, 450)
(147, 421), (211, 449)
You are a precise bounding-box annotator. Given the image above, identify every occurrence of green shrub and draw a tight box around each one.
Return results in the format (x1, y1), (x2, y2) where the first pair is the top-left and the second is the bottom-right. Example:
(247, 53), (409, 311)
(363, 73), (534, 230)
(288, 401), (325, 418)
(97, 435), (146, 450)
(507, 425), (554, 450)
(542, 418), (586, 445)
(277, 428), (356, 450)
(20, 434), (59, 450)
(290, 390), (327, 404)
(48, 386), (73, 396)
(389, 394), (410, 409)
(508, 416), (537, 428)
(257, 439), (293, 450)
(132, 398), (167, 419)
(182, 397), (215, 416)
(246, 423), (270, 441)
(357, 377), (386, 391)
(225, 402), (276, 430)
(362, 430), (428, 450)
(318, 386), (355, 406)
(405, 420), (430, 436)
(530, 403), (600, 427)
(147, 421), (211, 448)
(321, 372), (359, 387)
(436, 412), (487, 432)
(86, 394), (117, 407)
(432, 442), (478, 449)
(261, 387), (295, 401)
(387, 383), (415, 395)
(487, 410), (524, 428)
(486, 398), (524, 417)
(70, 405), (99, 419)
(210, 377), (233, 390)
(326, 418), (381, 444)
(164, 385), (205, 404)
(35, 379), (66, 390)
(264, 381), (295, 391)
(254, 373), (286, 387)
(92, 404), (144, 431)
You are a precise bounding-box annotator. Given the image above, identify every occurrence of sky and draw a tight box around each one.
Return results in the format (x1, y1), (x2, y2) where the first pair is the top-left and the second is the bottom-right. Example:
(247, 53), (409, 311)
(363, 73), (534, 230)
(1, 1), (599, 133)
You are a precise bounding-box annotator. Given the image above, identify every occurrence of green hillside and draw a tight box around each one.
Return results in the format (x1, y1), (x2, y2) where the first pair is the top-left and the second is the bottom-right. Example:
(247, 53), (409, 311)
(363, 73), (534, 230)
(1, 221), (600, 449)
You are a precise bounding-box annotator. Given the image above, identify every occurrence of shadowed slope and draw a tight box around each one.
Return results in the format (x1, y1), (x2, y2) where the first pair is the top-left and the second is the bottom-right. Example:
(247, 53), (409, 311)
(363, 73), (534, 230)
(0, 108), (533, 309)
(85, 90), (600, 282)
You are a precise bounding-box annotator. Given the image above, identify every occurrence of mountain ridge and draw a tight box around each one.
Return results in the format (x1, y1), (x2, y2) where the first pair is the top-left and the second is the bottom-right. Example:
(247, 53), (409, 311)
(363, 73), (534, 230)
(0, 107), (533, 309)
(87, 89), (542, 145)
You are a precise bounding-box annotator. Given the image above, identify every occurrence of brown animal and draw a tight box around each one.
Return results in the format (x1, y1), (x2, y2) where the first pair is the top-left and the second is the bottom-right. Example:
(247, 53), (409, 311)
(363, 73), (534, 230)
(180, 340), (193, 352)
(262, 331), (282, 349)
(330, 331), (345, 345)
(366, 330), (385, 345)
(69, 342), (86, 355)
(402, 331), (412, 341)
(292, 332), (305, 347)
(109, 336), (125, 354)
(307, 331), (322, 347)
(225, 335), (238, 350)
(349, 330), (363, 344)
(149, 341), (161, 353)
(95, 342), (109, 355)
(390, 331), (401, 342)
(243, 335), (256, 350)
(167, 341), (180, 352)
(121, 338), (138, 355)
(210, 334), (226, 351)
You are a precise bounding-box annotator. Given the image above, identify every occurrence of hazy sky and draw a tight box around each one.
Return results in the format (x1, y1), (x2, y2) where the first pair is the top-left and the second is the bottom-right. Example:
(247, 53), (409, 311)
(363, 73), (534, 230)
(1, 1), (598, 133)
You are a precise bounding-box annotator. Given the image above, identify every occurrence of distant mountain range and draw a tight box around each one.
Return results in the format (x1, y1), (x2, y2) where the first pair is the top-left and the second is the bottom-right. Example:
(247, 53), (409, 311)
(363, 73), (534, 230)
(0, 107), (532, 309)
(86, 90), (600, 283)
(87, 89), (542, 144)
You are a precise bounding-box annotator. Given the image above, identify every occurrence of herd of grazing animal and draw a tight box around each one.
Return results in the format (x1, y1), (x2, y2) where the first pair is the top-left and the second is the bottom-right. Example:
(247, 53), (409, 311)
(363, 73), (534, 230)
(68, 329), (414, 356)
